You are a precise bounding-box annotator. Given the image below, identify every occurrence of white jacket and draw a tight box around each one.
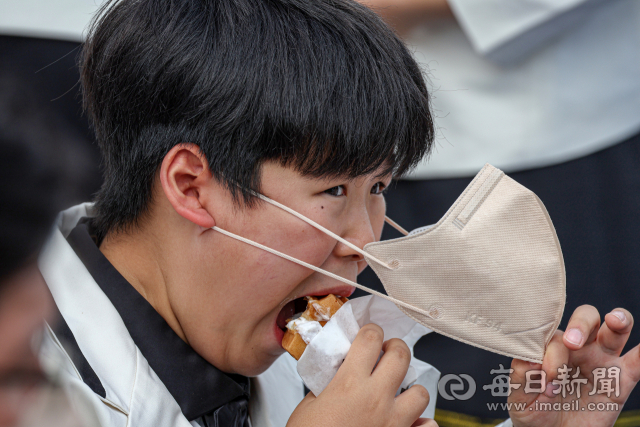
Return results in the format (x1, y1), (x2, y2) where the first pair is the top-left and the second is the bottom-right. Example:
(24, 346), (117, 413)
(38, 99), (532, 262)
(37, 203), (440, 427)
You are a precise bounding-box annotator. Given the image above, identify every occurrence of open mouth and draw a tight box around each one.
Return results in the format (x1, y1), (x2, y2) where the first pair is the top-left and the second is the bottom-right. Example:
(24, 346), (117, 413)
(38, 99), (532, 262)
(276, 290), (353, 332)
(276, 297), (310, 332)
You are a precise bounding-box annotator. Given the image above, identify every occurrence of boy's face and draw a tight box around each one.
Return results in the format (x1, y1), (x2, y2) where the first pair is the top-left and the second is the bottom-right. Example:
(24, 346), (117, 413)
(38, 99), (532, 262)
(167, 161), (391, 376)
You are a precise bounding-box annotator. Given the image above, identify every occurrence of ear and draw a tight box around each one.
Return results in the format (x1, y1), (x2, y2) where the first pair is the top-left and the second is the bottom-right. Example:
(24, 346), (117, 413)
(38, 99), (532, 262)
(160, 143), (216, 228)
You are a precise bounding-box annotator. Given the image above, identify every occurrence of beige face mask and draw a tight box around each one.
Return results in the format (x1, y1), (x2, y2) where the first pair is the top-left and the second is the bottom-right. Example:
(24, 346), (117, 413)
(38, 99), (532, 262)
(213, 164), (566, 364)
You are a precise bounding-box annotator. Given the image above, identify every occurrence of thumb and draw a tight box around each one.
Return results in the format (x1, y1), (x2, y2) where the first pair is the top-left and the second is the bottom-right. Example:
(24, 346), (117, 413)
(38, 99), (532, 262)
(508, 358), (540, 407)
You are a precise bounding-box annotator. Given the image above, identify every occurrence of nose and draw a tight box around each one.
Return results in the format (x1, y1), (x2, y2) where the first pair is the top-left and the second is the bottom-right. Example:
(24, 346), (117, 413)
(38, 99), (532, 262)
(333, 210), (377, 262)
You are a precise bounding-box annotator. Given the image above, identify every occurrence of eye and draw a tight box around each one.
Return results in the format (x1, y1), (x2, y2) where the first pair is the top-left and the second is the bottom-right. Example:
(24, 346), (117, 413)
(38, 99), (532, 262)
(324, 185), (346, 197)
(371, 182), (387, 195)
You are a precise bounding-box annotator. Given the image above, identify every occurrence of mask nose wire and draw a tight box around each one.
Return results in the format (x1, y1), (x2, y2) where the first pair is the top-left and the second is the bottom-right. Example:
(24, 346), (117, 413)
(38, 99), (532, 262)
(210, 193), (436, 320)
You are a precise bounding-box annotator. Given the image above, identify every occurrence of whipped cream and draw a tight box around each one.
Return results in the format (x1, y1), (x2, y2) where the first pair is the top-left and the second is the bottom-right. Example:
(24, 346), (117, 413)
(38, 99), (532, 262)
(286, 317), (323, 344)
(310, 301), (331, 321)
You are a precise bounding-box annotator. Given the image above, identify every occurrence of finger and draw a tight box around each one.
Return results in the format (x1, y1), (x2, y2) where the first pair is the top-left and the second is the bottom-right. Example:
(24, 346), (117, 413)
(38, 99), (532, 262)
(563, 304), (601, 350)
(293, 391), (316, 412)
(395, 384), (430, 425)
(604, 309), (634, 333)
(372, 338), (412, 390)
(411, 418), (438, 427)
(598, 309), (634, 356)
(341, 323), (384, 376)
(542, 330), (570, 396)
(509, 358), (541, 405)
(622, 343), (640, 381)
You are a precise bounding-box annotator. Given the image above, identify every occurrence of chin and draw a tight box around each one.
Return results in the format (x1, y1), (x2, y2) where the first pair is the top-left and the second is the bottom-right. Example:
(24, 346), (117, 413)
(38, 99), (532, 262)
(235, 351), (284, 377)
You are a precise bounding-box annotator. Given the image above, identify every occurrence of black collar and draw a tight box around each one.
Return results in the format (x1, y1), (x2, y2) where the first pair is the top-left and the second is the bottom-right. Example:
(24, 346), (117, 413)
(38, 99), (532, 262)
(66, 218), (249, 421)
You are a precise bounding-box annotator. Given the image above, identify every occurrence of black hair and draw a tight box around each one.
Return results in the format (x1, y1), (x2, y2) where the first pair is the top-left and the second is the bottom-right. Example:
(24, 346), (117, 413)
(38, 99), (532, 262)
(82, 0), (434, 240)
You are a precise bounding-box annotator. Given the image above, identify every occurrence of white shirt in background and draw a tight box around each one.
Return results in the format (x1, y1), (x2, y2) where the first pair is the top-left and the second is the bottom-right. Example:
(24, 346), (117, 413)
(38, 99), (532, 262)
(0, 0), (103, 41)
(407, 0), (640, 179)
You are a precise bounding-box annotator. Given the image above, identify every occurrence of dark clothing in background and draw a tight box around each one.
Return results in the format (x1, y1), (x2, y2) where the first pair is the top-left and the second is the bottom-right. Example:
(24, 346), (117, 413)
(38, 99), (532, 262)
(357, 131), (640, 425)
(0, 35), (101, 204)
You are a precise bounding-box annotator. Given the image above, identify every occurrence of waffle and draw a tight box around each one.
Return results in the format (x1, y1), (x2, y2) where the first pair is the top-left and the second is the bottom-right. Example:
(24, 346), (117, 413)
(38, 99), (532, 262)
(282, 294), (348, 360)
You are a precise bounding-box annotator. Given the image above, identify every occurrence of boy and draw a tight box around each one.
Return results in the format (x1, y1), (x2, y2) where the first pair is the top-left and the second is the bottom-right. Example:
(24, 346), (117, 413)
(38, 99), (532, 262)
(39, 0), (640, 426)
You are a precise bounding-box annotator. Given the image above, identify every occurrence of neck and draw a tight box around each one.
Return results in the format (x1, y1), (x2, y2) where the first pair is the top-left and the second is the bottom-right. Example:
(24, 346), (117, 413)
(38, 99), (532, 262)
(99, 226), (189, 343)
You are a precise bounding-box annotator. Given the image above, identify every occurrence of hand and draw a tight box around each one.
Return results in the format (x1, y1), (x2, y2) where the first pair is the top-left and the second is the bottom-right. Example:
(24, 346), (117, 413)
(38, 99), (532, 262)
(356, 0), (453, 36)
(508, 306), (640, 427)
(358, 0), (451, 17)
(287, 323), (437, 427)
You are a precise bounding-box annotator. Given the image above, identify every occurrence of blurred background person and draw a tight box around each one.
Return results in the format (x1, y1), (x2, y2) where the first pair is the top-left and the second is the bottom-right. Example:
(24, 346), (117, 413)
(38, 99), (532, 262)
(355, 1), (640, 426)
(0, 130), (58, 427)
(0, 70), (97, 426)
(0, 20), (102, 425)
(0, 3), (106, 426)
(0, 0), (103, 204)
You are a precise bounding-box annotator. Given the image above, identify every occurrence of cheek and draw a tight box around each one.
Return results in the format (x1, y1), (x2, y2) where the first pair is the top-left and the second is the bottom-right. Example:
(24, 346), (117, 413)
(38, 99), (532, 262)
(0, 400), (21, 427)
(369, 199), (387, 241)
(248, 217), (335, 278)
(248, 229), (335, 298)
(178, 231), (334, 372)
(181, 224), (333, 326)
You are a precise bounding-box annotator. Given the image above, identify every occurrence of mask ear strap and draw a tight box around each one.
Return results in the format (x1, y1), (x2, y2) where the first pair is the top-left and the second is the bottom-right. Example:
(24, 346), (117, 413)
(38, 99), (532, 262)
(384, 216), (409, 236)
(212, 225), (435, 320)
(254, 192), (395, 270)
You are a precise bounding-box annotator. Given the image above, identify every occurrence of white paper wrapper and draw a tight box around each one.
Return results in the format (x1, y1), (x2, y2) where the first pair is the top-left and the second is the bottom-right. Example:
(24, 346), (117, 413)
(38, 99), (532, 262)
(296, 295), (441, 416)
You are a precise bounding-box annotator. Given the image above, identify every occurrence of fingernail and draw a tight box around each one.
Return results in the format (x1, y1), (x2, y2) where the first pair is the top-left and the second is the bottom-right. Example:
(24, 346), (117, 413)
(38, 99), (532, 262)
(565, 328), (583, 345)
(612, 311), (627, 323)
(545, 382), (560, 398)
